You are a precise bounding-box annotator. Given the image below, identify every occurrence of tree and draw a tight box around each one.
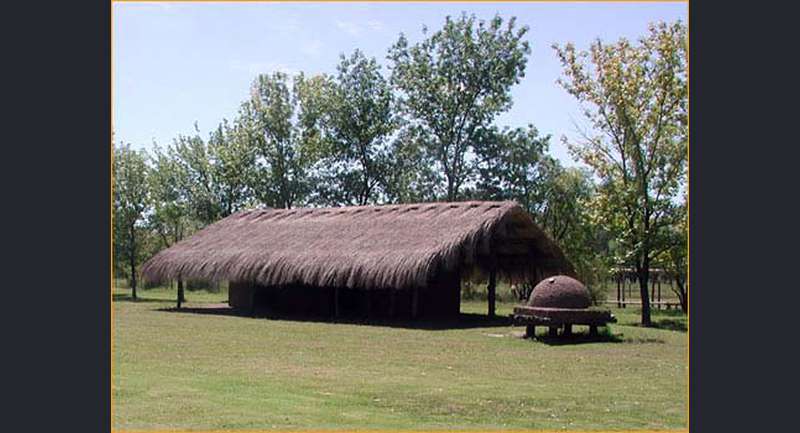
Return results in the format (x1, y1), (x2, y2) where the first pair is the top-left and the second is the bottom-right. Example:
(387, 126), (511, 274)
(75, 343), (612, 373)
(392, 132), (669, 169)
(538, 164), (611, 297)
(170, 122), (256, 226)
(243, 72), (314, 209)
(170, 130), (222, 225)
(553, 21), (688, 325)
(388, 13), (531, 201)
(310, 50), (397, 206)
(381, 127), (442, 204)
(472, 130), (605, 294)
(207, 119), (258, 216)
(473, 124), (550, 213)
(536, 162), (594, 246)
(113, 143), (150, 300)
(148, 144), (200, 307)
(149, 145), (191, 249)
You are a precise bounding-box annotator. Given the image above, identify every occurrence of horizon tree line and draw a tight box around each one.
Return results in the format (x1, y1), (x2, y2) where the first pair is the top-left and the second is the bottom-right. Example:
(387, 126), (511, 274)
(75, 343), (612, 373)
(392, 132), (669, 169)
(113, 14), (688, 324)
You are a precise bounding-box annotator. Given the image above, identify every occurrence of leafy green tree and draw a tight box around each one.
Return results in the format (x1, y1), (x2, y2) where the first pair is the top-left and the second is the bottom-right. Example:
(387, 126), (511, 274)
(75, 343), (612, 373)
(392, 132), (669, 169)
(536, 163), (594, 245)
(310, 50), (397, 206)
(381, 127), (442, 204)
(208, 119), (258, 216)
(474, 125), (550, 213)
(243, 72), (314, 209)
(148, 144), (203, 306)
(539, 164), (610, 295)
(170, 122), (256, 225)
(170, 130), (222, 225)
(148, 145), (192, 249)
(472, 129), (605, 292)
(553, 21), (688, 325)
(388, 13), (531, 201)
(113, 143), (150, 299)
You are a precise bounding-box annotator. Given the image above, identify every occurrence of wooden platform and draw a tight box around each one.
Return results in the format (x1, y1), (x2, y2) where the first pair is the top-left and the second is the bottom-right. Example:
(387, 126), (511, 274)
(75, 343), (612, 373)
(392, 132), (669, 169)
(511, 306), (616, 338)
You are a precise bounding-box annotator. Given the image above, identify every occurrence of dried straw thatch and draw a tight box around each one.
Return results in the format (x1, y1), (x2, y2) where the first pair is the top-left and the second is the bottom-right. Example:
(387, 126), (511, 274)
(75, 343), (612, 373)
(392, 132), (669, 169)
(141, 200), (574, 290)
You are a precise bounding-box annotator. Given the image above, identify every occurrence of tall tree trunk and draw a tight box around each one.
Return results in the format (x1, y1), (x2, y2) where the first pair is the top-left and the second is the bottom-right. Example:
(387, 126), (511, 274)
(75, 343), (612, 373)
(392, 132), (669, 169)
(445, 163), (457, 201)
(638, 262), (652, 326)
(676, 276), (687, 313)
(129, 224), (137, 300)
(129, 255), (137, 300)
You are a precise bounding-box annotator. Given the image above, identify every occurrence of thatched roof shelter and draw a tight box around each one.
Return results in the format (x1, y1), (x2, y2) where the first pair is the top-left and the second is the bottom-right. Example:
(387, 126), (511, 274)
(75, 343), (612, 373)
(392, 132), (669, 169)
(141, 200), (574, 291)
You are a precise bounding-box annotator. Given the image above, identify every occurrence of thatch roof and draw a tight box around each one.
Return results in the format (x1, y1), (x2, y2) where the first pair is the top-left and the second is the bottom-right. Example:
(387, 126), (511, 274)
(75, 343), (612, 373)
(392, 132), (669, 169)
(141, 200), (574, 290)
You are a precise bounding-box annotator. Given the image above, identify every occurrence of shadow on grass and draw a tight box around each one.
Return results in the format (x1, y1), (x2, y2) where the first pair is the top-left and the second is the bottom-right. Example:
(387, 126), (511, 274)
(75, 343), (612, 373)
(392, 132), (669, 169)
(626, 318), (687, 332)
(156, 305), (513, 330)
(652, 308), (688, 317)
(521, 326), (666, 345)
(113, 294), (170, 303)
(650, 319), (687, 332)
(531, 330), (624, 345)
(533, 333), (665, 345)
(613, 307), (687, 332)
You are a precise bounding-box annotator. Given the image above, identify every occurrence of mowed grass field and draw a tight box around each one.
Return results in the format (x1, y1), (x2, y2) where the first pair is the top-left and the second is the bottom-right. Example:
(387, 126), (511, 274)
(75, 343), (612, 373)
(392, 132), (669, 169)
(112, 286), (687, 431)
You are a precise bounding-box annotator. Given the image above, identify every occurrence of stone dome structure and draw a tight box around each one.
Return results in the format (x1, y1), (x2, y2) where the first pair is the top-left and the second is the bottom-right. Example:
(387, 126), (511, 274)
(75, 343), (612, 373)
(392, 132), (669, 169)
(527, 275), (591, 309)
(513, 275), (615, 339)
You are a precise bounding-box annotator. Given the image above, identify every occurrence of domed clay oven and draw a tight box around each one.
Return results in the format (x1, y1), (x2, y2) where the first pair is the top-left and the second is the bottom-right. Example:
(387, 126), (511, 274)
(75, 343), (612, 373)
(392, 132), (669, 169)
(512, 275), (616, 338)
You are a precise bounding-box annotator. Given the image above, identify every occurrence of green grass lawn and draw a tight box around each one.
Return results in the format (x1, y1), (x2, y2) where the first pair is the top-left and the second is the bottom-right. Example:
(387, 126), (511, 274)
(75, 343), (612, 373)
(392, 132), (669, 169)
(113, 286), (687, 431)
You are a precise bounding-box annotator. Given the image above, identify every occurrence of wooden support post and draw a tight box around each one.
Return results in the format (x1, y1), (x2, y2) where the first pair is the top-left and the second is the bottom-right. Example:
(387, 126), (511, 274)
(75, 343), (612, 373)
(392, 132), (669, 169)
(548, 326), (558, 337)
(617, 277), (621, 308)
(176, 279), (184, 309)
(621, 277), (626, 308)
(589, 325), (598, 336)
(525, 325), (535, 339)
(412, 287), (420, 319)
(562, 324), (572, 337)
(455, 272), (462, 316)
(487, 268), (497, 318)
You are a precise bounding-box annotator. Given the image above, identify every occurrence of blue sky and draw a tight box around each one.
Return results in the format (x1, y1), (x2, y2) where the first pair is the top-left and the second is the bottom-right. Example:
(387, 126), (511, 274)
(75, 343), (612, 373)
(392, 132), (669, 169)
(113, 1), (687, 166)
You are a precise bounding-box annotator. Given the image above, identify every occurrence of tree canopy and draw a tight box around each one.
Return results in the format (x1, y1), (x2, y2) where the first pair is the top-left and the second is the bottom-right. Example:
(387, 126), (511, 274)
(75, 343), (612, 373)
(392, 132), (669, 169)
(113, 143), (150, 298)
(309, 50), (397, 206)
(553, 20), (688, 325)
(388, 13), (531, 201)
